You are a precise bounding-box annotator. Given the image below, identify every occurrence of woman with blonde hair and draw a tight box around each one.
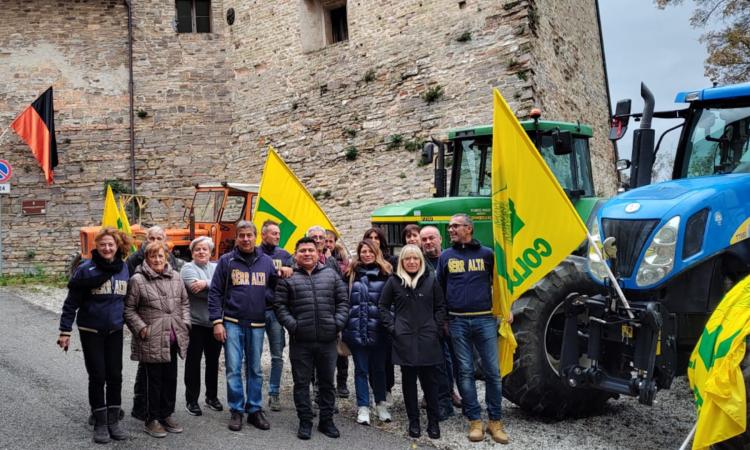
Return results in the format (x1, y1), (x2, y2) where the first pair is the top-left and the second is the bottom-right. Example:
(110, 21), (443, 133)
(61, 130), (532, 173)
(342, 239), (392, 425)
(58, 227), (133, 444)
(379, 244), (445, 440)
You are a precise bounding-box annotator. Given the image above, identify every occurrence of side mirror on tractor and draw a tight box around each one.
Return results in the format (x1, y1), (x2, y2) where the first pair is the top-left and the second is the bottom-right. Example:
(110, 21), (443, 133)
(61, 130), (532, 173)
(421, 142), (436, 166)
(609, 99), (632, 141)
(553, 131), (573, 155)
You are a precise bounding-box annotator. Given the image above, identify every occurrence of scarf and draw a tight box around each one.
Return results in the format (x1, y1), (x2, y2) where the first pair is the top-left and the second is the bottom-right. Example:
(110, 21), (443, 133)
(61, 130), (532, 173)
(67, 249), (124, 291)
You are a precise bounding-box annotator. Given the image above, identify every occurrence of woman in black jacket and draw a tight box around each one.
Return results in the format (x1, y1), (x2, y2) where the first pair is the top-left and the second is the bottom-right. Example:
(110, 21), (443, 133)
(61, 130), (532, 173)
(379, 244), (445, 440)
(57, 227), (133, 444)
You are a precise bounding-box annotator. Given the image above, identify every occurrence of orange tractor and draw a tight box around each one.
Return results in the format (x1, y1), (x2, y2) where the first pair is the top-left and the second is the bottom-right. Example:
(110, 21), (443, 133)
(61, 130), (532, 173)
(78, 182), (259, 262)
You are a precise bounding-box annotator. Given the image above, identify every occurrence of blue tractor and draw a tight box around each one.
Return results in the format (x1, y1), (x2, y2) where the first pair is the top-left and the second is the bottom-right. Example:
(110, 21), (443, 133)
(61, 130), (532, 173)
(504, 82), (750, 423)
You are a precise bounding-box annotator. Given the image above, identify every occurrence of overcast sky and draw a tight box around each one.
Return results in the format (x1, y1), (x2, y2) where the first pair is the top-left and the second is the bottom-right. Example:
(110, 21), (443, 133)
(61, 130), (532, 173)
(599, 0), (712, 176)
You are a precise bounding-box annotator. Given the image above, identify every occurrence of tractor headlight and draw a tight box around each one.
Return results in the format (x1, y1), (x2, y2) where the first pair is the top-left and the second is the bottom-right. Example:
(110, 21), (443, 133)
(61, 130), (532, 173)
(636, 216), (680, 287)
(587, 219), (608, 281)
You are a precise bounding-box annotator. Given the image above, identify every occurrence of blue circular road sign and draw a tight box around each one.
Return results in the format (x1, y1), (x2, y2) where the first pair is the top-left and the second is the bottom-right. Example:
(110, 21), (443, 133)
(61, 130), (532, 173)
(0, 160), (11, 183)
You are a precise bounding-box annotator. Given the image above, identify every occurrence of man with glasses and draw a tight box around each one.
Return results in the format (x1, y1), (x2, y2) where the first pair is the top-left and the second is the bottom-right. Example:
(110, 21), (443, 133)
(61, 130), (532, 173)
(436, 214), (508, 444)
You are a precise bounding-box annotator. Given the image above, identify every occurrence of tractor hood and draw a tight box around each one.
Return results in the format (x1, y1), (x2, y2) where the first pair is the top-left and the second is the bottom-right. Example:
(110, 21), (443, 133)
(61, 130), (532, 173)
(595, 173), (750, 289)
(601, 174), (750, 221)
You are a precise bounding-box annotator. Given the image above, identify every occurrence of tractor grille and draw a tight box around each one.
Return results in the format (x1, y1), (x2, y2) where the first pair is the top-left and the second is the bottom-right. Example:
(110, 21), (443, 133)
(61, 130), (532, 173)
(601, 218), (660, 278)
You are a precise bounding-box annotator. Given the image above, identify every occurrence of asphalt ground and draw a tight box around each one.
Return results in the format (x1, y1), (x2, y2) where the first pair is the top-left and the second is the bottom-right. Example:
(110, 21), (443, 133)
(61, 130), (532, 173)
(0, 292), (431, 450)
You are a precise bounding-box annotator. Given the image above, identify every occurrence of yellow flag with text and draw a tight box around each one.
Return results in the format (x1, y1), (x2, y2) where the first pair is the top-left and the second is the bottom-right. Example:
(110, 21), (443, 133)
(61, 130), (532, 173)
(687, 276), (750, 450)
(491, 89), (588, 376)
(101, 185), (121, 229)
(253, 147), (338, 253)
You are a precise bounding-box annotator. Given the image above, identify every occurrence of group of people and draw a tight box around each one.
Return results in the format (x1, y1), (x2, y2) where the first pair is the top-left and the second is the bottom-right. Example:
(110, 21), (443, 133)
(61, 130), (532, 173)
(57, 213), (510, 445)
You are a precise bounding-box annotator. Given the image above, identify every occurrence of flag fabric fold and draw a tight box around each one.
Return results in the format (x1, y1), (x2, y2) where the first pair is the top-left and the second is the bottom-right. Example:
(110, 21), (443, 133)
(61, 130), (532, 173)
(688, 276), (750, 450)
(10, 87), (58, 184)
(253, 146), (338, 253)
(490, 89), (588, 376)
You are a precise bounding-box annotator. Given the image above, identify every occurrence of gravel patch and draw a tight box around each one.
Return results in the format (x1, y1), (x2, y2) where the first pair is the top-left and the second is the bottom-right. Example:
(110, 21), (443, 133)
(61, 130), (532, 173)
(5, 284), (696, 449)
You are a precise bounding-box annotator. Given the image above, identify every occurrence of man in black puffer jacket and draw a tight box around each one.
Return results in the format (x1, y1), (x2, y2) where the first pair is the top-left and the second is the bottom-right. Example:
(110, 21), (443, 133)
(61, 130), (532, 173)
(273, 237), (349, 441)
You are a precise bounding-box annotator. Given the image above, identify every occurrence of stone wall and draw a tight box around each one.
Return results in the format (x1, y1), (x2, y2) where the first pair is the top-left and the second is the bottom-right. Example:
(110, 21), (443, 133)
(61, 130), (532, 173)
(0, 0), (233, 274)
(0, 0), (613, 273)
(0, 0), (130, 274)
(227, 0), (566, 246)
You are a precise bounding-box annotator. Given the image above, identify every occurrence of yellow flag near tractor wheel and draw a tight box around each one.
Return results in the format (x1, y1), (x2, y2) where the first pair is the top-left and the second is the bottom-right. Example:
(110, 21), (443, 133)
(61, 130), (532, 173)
(253, 147), (339, 253)
(688, 276), (750, 450)
(491, 89), (588, 376)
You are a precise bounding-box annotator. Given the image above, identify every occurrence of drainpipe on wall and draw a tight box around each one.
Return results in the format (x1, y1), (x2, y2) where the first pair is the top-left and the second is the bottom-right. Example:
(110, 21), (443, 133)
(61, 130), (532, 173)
(594, 0), (619, 170)
(124, 0), (137, 216)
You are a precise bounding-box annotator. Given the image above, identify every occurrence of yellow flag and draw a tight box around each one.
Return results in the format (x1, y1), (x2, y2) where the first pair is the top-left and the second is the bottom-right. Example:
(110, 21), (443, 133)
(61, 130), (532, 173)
(253, 147), (338, 253)
(101, 184), (121, 229)
(491, 89), (588, 376)
(118, 197), (132, 236)
(688, 276), (750, 449)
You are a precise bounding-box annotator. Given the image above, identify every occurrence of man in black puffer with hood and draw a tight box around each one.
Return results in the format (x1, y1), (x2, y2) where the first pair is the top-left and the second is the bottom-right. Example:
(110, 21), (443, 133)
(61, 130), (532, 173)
(273, 237), (349, 441)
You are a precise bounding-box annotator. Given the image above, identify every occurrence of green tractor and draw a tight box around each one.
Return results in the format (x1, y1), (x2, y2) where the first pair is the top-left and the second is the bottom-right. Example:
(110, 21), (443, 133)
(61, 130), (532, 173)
(371, 112), (606, 250)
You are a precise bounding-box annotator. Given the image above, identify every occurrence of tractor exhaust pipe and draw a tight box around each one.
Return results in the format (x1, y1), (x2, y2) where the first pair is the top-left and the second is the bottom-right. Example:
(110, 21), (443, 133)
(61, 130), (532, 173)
(629, 83), (656, 188)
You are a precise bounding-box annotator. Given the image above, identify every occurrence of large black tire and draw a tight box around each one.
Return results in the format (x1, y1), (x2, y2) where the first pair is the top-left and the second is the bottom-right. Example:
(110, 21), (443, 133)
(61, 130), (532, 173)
(503, 255), (612, 418)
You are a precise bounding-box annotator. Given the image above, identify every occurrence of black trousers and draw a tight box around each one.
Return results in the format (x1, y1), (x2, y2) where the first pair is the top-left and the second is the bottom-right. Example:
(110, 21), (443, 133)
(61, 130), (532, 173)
(313, 354), (348, 390)
(401, 365), (440, 424)
(144, 344), (178, 422)
(290, 340), (337, 422)
(132, 363), (146, 416)
(435, 337), (454, 413)
(184, 325), (222, 403)
(337, 354), (349, 387)
(79, 329), (123, 410)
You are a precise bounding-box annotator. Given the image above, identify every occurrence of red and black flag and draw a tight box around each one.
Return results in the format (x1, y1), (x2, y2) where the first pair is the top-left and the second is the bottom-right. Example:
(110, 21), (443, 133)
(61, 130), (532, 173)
(11, 87), (58, 185)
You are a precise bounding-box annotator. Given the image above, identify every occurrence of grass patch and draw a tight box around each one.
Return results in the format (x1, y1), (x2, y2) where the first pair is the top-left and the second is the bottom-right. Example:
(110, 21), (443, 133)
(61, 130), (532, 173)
(0, 273), (68, 288)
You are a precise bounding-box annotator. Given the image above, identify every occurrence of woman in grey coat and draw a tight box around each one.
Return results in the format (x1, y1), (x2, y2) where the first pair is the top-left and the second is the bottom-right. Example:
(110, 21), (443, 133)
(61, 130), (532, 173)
(181, 236), (223, 416)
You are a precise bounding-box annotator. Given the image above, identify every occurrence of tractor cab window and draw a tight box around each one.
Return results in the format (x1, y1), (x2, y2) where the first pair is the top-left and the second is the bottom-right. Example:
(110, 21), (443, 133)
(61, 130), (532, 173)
(191, 191), (224, 222)
(538, 136), (595, 197)
(221, 195), (245, 222)
(682, 105), (750, 177)
(453, 137), (492, 197)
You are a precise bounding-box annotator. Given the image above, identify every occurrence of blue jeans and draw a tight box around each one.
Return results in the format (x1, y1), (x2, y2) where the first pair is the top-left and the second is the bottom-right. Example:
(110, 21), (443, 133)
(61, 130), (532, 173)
(449, 316), (502, 420)
(265, 310), (286, 397)
(350, 342), (387, 407)
(224, 322), (265, 414)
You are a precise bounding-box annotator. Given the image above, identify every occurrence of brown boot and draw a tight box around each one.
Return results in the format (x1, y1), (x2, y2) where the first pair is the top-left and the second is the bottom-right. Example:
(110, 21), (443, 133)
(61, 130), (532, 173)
(468, 420), (484, 442)
(486, 419), (509, 444)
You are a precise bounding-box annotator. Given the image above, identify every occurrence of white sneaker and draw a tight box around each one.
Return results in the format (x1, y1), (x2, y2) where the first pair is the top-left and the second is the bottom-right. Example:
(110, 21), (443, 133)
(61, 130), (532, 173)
(376, 401), (392, 423)
(357, 406), (370, 425)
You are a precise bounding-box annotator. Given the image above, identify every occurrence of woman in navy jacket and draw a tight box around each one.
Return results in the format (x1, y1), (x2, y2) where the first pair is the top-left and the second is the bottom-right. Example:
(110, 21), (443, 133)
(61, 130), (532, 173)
(57, 228), (132, 444)
(343, 239), (392, 426)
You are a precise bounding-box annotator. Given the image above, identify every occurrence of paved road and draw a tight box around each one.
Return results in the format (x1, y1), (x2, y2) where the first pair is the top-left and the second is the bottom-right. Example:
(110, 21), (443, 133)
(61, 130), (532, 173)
(0, 292), (430, 450)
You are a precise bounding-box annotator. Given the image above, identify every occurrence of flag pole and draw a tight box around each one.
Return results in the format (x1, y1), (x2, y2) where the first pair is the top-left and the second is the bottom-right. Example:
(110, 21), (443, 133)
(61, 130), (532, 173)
(586, 234), (635, 319)
(678, 423), (696, 450)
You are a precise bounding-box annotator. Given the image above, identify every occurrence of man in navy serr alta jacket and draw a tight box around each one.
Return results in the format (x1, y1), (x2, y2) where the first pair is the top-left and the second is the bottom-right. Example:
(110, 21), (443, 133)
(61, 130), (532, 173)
(208, 221), (278, 433)
(436, 213), (508, 444)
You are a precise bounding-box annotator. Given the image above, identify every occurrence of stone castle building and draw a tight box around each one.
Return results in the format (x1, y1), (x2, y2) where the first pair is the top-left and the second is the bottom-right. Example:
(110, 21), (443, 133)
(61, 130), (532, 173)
(0, 0), (616, 274)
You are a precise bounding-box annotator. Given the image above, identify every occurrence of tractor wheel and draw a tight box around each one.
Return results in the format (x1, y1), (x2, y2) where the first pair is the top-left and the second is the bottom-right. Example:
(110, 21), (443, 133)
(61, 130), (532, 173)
(503, 255), (612, 418)
(711, 337), (750, 450)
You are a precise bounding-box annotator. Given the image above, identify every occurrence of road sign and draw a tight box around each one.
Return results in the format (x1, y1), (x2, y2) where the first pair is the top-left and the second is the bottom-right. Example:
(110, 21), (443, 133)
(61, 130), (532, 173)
(0, 160), (11, 183)
(0, 184), (9, 194)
